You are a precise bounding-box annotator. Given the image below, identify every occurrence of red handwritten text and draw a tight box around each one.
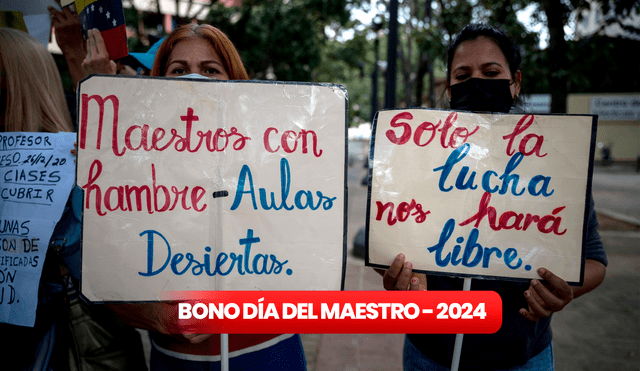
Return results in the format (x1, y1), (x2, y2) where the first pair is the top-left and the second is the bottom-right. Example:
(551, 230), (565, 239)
(502, 115), (547, 157)
(375, 199), (430, 226)
(385, 111), (479, 149)
(80, 95), (251, 156)
(81, 159), (207, 216)
(263, 128), (323, 157)
(459, 192), (567, 235)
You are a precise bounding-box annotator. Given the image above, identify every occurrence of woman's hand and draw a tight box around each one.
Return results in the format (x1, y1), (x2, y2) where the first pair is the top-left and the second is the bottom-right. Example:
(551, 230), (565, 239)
(82, 28), (116, 76)
(49, 2), (85, 56)
(179, 333), (213, 344)
(520, 267), (573, 322)
(376, 253), (426, 291)
(520, 259), (606, 322)
(50, 1), (87, 89)
(71, 142), (77, 163)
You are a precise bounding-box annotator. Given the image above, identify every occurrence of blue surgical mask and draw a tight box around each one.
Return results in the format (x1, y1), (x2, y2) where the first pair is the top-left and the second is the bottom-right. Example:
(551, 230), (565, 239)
(182, 73), (210, 80)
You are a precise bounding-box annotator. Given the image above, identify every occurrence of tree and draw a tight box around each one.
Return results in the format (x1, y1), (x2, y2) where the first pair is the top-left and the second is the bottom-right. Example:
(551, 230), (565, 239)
(525, 0), (640, 112)
(586, 0), (640, 38)
(388, 0), (533, 109)
(380, 0), (638, 113)
(205, 0), (355, 81)
(538, 0), (571, 113)
(314, 30), (373, 123)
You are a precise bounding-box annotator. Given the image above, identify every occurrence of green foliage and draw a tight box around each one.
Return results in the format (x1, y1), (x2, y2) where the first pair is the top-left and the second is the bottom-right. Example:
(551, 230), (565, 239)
(566, 35), (640, 93)
(52, 53), (73, 93)
(436, 0), (474, 38)
(205, 0), (353, 81)
(314, 32), (373, 124)
(204, 0), (369, 124)
(123, 6), (139, 28)
(127, 37), (148, 53)
(199, 0), (638, 122)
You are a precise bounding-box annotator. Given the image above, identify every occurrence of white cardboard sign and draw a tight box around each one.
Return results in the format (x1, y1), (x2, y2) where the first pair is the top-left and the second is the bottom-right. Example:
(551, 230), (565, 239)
(77, 76), (347, 301)
(366, 109), (596, 285)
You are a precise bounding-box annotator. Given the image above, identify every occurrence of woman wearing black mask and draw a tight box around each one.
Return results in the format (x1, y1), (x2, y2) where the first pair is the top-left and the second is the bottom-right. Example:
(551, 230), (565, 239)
(447, 24), (522, 113)
(379, 24), (607, 370)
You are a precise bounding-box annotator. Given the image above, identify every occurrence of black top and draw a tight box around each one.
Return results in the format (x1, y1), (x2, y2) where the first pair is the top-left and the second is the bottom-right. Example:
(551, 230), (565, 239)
(408, 195), (608, 370)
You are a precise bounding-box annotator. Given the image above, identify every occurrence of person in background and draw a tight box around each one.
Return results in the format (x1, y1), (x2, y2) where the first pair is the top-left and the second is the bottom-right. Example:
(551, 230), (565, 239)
(114, 55), (149, 75)
(0, 27), (147, 370)
(48, 1), (86, 91)
(49, 1), (159, 82)
(0, 28), (72, 133)
(379, 23), (607, 371)
(116, 37), (165, 76)
(80, 23), (306, 371)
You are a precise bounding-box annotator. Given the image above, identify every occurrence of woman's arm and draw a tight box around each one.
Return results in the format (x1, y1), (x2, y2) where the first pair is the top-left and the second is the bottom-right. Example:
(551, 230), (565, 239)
(49, 3), (86, 90)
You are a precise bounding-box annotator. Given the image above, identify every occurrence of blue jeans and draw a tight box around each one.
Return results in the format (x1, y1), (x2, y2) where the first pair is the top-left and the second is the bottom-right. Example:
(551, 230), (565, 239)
(403, 335), (554, 371)
(150, 334), (307, 371)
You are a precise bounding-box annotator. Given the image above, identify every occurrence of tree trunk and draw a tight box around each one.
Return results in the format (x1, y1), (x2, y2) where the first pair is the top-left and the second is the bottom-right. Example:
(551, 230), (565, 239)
(415, 0), (434, 108)
(385, 0), (399, 109)
(541, 0), (570, 113)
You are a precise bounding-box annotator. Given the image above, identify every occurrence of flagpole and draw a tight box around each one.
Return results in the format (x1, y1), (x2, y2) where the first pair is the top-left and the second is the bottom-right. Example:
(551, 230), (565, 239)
(451, 277), (472, 371)
(221, 334), (229, 371)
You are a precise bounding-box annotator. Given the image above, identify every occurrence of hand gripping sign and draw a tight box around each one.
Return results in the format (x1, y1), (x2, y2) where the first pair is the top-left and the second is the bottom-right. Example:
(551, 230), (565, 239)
(366, 109), (597, 285)
(77, 75), (348, 301)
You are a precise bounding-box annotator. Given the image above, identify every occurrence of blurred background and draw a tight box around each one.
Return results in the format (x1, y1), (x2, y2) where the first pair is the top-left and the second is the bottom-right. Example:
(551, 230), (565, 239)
(41, 2), (638, 369)
(48, 0), (640, 165)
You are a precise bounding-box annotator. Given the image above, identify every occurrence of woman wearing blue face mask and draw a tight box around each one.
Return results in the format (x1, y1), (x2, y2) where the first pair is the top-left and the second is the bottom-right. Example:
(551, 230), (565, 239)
(379, 24), (607, 371)
(150, 23), (249, 80)
(87, 23), (306, 371)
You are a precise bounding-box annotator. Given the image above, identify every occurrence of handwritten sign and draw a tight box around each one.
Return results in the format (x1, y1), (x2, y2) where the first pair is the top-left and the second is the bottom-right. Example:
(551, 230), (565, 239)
(77, 76), (347, 302)
(0, 132), (76, 327)
(365, 110), (596, 285)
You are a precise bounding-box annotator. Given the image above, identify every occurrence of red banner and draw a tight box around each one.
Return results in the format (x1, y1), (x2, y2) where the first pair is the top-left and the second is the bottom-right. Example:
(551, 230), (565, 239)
(163, 290), (502, 334)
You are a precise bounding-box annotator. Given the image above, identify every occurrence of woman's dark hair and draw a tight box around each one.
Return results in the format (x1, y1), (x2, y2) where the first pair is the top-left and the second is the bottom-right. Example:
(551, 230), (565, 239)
(446, 23), (522, 83)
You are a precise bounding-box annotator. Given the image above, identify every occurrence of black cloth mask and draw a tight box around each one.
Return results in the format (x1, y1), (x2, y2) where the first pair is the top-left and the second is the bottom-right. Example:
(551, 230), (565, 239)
(449, 78), (514, 113)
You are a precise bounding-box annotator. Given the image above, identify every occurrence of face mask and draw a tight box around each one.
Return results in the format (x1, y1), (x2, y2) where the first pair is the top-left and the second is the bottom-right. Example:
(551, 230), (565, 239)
(449, 78), (514, 113)
(182, 73), (210, 80)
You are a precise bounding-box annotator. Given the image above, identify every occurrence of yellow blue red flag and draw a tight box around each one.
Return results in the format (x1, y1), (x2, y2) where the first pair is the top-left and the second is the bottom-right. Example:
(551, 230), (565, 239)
(76, 0), (128, 60)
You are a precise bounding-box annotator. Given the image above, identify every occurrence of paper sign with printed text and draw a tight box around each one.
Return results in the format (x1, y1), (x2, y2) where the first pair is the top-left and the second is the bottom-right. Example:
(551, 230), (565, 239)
(0, 132), (76, 327)
(365, 109), (597, 285)
(77, 75), (347, 302)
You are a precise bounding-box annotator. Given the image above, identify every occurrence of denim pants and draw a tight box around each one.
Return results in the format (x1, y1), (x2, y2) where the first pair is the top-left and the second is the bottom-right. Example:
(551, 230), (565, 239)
(150, 334), (307, 371)
(403, 335), (554, 371)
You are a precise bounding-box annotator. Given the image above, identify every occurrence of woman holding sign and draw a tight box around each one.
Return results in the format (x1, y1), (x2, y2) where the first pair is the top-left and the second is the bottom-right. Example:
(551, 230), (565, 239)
(0, 27), (148, 370)
(380, 23), (607, 370)
(98, 23), (307, 371)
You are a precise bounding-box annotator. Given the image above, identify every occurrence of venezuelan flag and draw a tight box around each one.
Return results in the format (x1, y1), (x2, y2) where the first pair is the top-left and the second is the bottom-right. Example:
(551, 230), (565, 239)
(76, 0), (128, 60)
